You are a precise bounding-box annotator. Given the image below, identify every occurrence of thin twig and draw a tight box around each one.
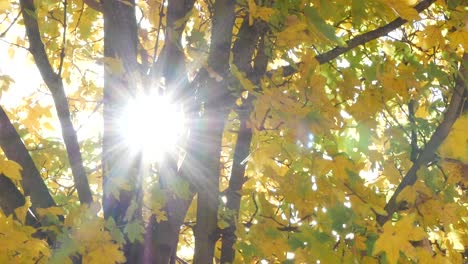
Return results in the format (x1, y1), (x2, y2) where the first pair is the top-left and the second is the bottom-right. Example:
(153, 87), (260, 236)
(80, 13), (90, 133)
(150, 0), (165, 71)
(58, 0), (67, 77)
(0, 10), (22, 38)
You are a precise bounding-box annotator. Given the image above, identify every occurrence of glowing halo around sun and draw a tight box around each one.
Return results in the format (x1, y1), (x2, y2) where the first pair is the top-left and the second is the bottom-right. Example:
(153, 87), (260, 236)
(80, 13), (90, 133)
(119, 94), (186, 162)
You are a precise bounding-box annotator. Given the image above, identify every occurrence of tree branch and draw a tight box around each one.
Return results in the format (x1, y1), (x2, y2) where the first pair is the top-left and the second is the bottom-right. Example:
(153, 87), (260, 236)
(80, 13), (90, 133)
(276, 0), (436, 76)
(20, 0), (93, 204)
(0, 105), (56, 211)
(377, 54), (468, 225)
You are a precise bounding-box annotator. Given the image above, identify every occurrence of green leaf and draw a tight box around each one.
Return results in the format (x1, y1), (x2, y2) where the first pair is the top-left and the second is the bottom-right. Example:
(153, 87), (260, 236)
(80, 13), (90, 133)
(365, 233), (378, 256)
(235, 241), (257, 261)
(328, 204), (355, 232)
(288, 235), (306, 250)
(447, 0), (461, 9)
(105, 218), (125, 245)
(352, 0), (365, 24)
(167, 177), (191, 200)
(124, 220), (144, 243)
(304, 6), (346, 46)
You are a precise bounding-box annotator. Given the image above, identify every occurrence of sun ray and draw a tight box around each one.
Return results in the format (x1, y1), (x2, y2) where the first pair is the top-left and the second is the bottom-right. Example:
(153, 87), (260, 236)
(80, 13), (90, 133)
(119, 94), (186, 162)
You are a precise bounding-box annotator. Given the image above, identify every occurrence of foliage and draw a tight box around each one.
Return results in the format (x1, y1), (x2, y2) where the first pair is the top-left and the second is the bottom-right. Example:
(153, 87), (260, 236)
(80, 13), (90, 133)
(0, 0), (467, 263)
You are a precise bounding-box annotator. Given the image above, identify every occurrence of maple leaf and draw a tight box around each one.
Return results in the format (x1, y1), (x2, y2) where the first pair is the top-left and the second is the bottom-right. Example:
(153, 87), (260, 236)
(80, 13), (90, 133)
(14, 196), (31, 224)
(0, 159), (23, 181)
(448, 29), (468, 50)
(247, 0), (276, 25)
(123, 220), (144, 243)
(385, 0), (420, 21)
(105, 218), (125, 245)
(373, 214), (427, 263)
(83, 243), (126, 264)
(439, 114), (468, 162)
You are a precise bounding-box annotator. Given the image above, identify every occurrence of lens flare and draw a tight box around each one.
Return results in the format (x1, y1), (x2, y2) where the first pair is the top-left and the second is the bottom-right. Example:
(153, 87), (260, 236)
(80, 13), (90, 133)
(119, 94), (185, 161)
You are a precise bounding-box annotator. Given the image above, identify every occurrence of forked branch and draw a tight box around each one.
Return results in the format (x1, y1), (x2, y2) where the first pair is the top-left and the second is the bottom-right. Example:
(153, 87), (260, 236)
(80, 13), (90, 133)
(377, 54), (468, 225)
(19, 0), (93, 204)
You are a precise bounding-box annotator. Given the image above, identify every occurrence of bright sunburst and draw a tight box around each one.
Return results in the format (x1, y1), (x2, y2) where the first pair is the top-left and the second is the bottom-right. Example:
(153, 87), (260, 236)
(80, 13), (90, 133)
(119, 94), (185, 161)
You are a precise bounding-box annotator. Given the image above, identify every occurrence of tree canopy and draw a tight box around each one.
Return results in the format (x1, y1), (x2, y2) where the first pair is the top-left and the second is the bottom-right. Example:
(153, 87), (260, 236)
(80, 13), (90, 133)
(0, 0), (467, 263)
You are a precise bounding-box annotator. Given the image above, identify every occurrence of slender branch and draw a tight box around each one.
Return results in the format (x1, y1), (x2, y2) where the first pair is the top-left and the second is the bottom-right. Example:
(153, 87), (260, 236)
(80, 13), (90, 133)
(58, 0), (67, 77)
(408, 100), (419, 162)
(150, 0), (165, 69)
(19, 0), (93, 204)
(377, 54), (468, 225)
(274, 0), (436, 76)
(0, 10), (22, 38)
(0, 38), (29, 50)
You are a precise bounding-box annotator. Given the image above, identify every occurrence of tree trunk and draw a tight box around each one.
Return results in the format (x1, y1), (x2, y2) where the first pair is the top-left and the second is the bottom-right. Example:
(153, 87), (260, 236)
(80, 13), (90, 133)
(220, 19), (267, 262)
(146, 1), (196, 263)
(192, 0), (236, 262)
(101, 0), (141, 260)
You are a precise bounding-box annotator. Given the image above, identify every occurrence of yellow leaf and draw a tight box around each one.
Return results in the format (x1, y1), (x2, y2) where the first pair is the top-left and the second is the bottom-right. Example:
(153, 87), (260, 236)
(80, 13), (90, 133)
(147, 0), (162, 28)
(382, 160), (402, 185)
(248, 0), (275, 24)
(397, 184), (417, 204)
(439, 115), (468, 162)
(83, 242), (126, 264)
(36, 206), (66, 217)
(0, 159), (23, 181)
(43, 122), (55, 131)
(0, 1), (9, 11)
(14, 196), (32, 224)
(380, 70), (408, 99)
(102, 57), (125, 75)
(417, 25), (446, 50)
(385, 0), (420, 21)
(448, 29), (468, 50)
(231, 64), (255, 91)
(373, 214), (427, 263)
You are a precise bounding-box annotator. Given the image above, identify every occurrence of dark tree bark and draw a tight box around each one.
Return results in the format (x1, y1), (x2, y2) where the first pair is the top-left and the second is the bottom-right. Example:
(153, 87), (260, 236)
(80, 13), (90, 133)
(0, 174), (41, 228)
(192, 0), (236, 262)
(219, 18), (262, 263)
(145, 1), (196, 263)
(101, 0), (142, 261)
(0, 174), (27, 216)
(0, 105), (56, 211)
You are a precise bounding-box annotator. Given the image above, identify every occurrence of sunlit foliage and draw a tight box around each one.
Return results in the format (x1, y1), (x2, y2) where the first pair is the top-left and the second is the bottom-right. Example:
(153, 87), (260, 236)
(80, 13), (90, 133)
(0, 0), (467, 263)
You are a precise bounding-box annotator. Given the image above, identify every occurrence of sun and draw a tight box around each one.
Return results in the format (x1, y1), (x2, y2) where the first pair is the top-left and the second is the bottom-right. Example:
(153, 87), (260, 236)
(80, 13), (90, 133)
(119, 94), (185, 161)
